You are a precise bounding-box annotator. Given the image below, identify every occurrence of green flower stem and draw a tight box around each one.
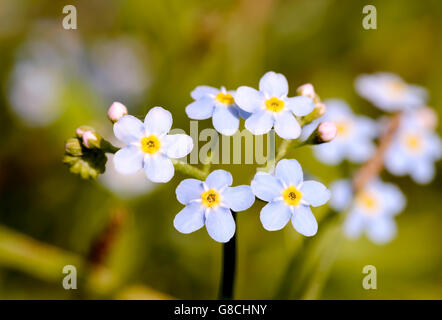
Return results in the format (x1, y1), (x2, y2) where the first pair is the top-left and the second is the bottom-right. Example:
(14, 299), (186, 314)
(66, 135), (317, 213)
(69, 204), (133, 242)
(274, 210), (338, 299)
(219, 212), (237, 300)
(100, 139), (120, 154)
(172, 160), (208, 180)
(300, 216), (343, 300)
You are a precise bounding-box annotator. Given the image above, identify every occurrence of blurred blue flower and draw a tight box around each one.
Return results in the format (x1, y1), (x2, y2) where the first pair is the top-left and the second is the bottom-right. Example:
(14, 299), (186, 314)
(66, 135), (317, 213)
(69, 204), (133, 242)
(330, 179), (406, 244)
(384, 109), (442, 184)
(355, 72), (427, 112)
(186, 86), (248, 136)
(309, 99), (378, 165)
(235, 71), (314, 139)
(174, 170), (255, 243)
(251, 159), (330, 236)
(113, 107), (193, 183)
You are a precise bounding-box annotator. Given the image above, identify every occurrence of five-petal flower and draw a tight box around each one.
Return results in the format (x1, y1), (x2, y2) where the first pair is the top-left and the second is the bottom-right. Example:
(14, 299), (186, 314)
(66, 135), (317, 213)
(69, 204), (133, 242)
(384, 109), (442, 184)
(174, 170), (255, 243)
(113, 107), (193, 183)
(329, 179), (405, 244)
(251, 159), (330, 236)
(235, 71), (314, 139)
(186, 86), (249, 136)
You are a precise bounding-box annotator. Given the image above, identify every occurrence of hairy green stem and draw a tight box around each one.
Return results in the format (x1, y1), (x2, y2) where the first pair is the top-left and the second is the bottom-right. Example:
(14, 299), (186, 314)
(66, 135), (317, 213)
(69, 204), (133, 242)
(172, 160), (208, 180)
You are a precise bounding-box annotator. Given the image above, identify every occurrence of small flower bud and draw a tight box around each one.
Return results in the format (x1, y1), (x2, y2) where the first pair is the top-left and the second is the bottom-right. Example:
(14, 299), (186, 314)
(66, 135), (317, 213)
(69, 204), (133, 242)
(76, 125), (95, 138)
(297, 83), (315, 99)
(108, 102), (128, 123)
(416, 107), (437, 130)
(304, 121), (337, 145)
(65, 138), (83, 156)
(82, 130), (101, 149)
(317, 122), (337, 142)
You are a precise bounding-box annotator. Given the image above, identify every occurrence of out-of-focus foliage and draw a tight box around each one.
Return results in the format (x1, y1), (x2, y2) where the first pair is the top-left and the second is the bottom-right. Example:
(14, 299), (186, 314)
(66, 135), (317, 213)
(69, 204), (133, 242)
(0, 0), (441, 299)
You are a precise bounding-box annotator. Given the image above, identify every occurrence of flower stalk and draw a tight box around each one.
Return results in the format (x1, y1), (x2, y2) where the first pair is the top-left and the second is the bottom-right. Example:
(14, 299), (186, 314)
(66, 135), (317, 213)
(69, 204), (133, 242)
(219, 211), (237, 300)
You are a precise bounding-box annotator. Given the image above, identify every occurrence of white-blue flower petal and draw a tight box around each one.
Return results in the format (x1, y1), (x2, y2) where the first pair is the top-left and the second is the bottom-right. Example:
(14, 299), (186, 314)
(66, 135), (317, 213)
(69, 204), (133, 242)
(205, 170), (233, 190)
(314, 142), (345, 165)
(205, 207), (235, 243)
(186, 97), (215, 120)
(343, 211), (365, 239)
(329, 179), (353, 211)
(285, 96), (314, 117)
(212, 106), (240, 136)
(176, 178), (204, 205)
(274, 112), (301, 139)
(222, 185), (255, 212)
(347, 139), (375, 163)
(291, 205), (318, 236)
(144, 107), (173, 135)
(260, 200), (291, 231)
(275, 159), (303, 187)
(300, 180), (330, 207)
(174, 202), (205, 234)
(384, 146), (409, 175)
(380, 182), (405, 215)
(163, 134), (194, 159)
(113, 115), (145, 144)
(191, 85), (218, 100)
(411, 159), (435, 184)
(259, 71), (288, 97)
(235, 86), (264, 113)
(113, 145), (144, 174)
(251, 172), (284, 202)
(366, 217), (396, 244)
(245, 110), (274, 135)
(144, 154), (174, 183)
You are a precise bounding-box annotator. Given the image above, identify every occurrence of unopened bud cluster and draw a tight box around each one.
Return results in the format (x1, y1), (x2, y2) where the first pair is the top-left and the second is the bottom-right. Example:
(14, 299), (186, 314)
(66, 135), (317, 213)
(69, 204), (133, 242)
(63, 126), (108, 179)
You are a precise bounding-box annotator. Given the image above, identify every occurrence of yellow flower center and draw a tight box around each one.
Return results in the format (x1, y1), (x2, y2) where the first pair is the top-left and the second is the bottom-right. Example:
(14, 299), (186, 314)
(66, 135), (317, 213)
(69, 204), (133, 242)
(336, 121), (350, 136)
(388, 80), (406, 98)
(356, 191), (379, 216)
(265, 97), (285, 113)
(216, 92), (235, 106)
(404, 134), (421, 152)
(201, 189), (221, 208)
(282, 185), (303, 206)
(140, 135), (161, 154)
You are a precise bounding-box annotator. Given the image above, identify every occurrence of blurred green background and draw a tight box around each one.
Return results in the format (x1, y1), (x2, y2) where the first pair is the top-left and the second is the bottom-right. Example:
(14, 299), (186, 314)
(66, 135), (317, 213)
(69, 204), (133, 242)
(0, 0), (441, 299)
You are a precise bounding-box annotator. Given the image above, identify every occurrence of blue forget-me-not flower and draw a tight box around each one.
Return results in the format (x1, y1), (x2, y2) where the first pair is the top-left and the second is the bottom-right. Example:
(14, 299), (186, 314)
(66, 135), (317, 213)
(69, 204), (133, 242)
(174, 170), (255, 243)
(251, 159), (330, 236)
(330, 179), (405, 244)
(113, 107), (193, 183)
(235, 71), (314, 139)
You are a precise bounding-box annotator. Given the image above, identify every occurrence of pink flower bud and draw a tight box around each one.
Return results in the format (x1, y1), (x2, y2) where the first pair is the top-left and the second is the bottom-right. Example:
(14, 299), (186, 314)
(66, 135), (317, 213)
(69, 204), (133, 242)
(318, 122), (337, 142)
(108, 102), (128, 123)
(297, 83), (315, 98)
(82, 130), (100, 149)
(416, 107), (437, 130)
